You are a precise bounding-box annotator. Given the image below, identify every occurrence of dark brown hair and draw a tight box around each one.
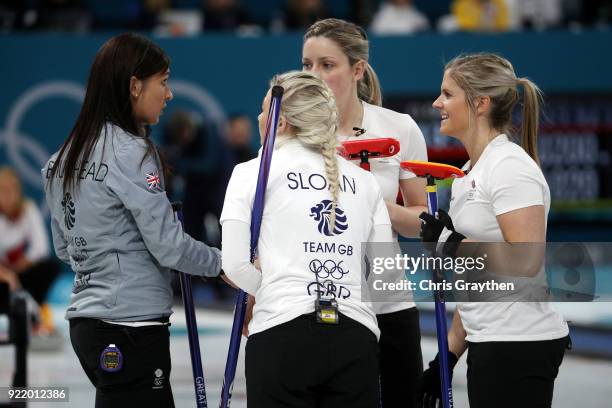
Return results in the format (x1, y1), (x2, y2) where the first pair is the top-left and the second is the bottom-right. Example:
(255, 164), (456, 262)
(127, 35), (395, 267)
(49, 32), (170, 193)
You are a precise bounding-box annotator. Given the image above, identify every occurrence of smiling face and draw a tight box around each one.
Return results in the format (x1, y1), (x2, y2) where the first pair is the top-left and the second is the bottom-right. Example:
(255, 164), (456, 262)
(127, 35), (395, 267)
(131, 69), (173, 126)
(302, 36), (362, 107)
(432, 70), (471, 139)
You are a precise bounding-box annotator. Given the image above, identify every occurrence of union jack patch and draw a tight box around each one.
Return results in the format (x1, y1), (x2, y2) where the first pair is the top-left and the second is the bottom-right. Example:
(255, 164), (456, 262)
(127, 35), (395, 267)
(146, 171), (161, 190)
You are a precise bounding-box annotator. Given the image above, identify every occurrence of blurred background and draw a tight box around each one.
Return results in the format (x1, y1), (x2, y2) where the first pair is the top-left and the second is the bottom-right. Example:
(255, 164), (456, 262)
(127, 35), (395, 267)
(0, 0), (611, 406)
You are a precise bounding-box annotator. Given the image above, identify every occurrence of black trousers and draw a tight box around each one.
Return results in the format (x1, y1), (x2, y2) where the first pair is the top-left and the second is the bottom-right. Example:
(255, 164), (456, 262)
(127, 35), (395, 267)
(0, 258), (59, 313)
(18, 257), (61, 304)
(467, 336), (570, 408)
(377, 307), (424, 408)
(69, 318), (175, 408)
(246, 312), (380, 408)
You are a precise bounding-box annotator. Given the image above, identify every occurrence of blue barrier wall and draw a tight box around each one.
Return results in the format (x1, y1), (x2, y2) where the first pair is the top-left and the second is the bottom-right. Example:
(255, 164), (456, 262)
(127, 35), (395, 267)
(0, 31), (610, 205)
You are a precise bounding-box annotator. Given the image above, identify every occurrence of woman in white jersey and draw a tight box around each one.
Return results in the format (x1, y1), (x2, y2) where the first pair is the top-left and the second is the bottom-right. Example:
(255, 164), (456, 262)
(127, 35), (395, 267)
(417, 53), (570, 408)
(301, 18), (428, 408)
(221, 71), (393, 407)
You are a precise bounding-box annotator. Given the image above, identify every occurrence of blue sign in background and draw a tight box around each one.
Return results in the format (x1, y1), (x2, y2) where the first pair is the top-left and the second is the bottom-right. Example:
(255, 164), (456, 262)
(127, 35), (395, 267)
(1, 30), (611, 206)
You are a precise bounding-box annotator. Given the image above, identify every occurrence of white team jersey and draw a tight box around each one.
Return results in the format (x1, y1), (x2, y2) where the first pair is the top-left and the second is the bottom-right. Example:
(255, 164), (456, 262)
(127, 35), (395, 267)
(220, 138), (393, 339)
(337, 101), (427, 313)
(441, 134), (569, 342)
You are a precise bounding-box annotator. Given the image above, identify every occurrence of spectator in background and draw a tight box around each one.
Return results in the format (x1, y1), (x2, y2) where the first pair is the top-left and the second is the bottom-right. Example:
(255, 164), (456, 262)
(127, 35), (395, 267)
(24, 0), (92, 32)
(225, 113), (256, 164)
(0, 167), (60, 335)
(441, 0), (510, 32)
(272, 0), (327, 32)
(162, 110), (237, 303)
(579, 0), (612, 26)
(161, 110), (233, 246)
(349, 0), (376, 27)
(370, 0), (430, 35)
(201, 0), (253, 32)
(140, 0), (171, 30)
(507, 0), (563, 30)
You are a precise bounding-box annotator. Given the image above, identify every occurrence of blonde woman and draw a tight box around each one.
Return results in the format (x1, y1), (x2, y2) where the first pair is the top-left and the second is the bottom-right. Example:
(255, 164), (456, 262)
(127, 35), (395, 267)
(0, 167), (60, 329)
(418, 53), (569, 408)
(221, 71), (393, 407)
(302, 18), (427, 407)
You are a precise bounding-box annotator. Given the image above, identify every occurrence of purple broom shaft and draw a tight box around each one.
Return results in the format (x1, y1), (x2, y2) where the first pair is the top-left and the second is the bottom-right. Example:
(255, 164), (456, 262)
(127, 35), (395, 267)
(220, 86), (284, 408)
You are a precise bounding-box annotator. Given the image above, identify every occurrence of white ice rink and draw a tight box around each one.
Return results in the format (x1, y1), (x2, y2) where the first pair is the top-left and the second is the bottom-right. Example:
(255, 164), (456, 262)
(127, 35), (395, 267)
(1, 307), (611, 407)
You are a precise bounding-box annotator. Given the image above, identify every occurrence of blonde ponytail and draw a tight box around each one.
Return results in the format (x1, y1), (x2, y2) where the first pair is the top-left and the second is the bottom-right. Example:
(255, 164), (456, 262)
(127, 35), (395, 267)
(359, 63), (382, 106)
(517, 77), (542, 165)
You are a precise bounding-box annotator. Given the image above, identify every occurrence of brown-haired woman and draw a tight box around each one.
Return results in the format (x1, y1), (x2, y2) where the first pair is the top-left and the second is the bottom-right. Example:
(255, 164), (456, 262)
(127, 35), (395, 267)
(43, 33), (222, 407)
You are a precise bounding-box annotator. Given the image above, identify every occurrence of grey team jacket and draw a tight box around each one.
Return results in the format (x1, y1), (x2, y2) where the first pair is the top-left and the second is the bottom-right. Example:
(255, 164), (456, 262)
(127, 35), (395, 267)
(42, 123), (221, 321)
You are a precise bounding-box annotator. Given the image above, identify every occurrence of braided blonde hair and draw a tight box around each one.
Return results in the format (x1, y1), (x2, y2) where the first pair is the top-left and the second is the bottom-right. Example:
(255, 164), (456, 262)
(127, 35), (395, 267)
(270, 71), (341, 228)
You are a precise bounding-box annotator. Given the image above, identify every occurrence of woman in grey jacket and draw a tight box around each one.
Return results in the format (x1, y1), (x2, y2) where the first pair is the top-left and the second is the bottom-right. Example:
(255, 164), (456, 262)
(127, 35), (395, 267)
(43, 33), (221, 408)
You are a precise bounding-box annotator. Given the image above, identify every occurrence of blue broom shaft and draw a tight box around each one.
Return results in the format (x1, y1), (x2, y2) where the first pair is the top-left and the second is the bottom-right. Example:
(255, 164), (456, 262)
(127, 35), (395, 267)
(180, 273), (207, 407)
(426, 180), (453, 408)
(219, 290), (247, 407)
(175, 207), (208, 408)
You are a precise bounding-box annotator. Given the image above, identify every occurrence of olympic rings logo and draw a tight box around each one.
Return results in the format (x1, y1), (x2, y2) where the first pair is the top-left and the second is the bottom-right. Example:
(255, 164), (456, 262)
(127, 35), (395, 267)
(309, 259), (349, 280)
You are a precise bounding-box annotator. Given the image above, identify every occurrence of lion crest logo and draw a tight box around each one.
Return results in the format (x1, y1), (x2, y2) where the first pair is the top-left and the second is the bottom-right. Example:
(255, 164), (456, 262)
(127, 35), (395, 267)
(309, 199), (348, 236)
(61, 192), (76, 230)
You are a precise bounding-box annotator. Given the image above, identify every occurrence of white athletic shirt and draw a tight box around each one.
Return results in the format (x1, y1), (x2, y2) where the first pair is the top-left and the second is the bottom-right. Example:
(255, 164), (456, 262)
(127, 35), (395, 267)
(0, 200), (50, 267)
(441, 134), (569, 342)
(338, 101), (428, 314)
(220, 138), (394, 339)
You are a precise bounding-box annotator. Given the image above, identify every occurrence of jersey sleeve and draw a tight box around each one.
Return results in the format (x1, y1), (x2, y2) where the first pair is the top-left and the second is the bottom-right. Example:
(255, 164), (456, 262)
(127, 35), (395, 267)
(399, 116), (428, 180)
(488, 155), (547, 216)
(106, 140), (221, 277)
(219, 163), (255, 225)
(221, 219), (262, 295)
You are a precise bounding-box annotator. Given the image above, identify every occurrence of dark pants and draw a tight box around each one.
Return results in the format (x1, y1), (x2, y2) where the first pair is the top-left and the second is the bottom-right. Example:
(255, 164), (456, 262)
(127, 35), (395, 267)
(246, 313), (380, 408)
(467, 336), (570, 408)
(377, 307), (424, 408)
(69, 318), (175, 408)
(0, 258), (59, 313)
(18, 258), (60, 304)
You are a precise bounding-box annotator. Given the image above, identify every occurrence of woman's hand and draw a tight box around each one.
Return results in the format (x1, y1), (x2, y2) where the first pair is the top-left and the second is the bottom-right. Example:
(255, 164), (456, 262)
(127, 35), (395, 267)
(242, 295), (256, 337)
(384, 178), (428, 237)
(220, 272), (238, 289)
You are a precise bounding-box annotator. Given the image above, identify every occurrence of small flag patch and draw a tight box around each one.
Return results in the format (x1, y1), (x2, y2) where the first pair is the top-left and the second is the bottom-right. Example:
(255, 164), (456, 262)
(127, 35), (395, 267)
(146, 171), (161, 190)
